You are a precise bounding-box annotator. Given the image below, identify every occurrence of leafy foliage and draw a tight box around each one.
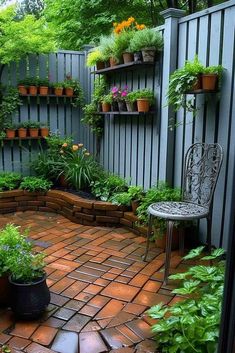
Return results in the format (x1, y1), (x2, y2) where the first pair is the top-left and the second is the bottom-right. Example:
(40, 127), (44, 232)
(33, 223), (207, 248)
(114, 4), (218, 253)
(91, 173), (128, 201)
(0, 172), (22, 191)
(19, 176), (52, 192)
(148, 246), (225, 353)
(129, 28), (163, 52)
(0, 87), (22, 131)
(110, 185), (144, 206)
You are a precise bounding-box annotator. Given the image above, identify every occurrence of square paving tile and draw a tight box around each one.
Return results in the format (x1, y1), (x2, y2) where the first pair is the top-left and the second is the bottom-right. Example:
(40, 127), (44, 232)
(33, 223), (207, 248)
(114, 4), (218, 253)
(101, 282), (140, 302)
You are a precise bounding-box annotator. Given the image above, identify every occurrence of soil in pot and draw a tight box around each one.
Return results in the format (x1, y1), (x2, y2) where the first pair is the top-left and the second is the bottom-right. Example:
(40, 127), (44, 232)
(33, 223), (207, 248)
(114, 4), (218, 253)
(39, 86), (49, 95)
(40, 127), (49, 137)
(65, 88), (74, 97)
(96, 61), (105, 70)
(29, 128), (39, 138)
(29, 86), (37, 95)
(18, 128), (27, 138)
(118, 101), (127, 112)
(137, 99), (150, 112)
(18, 85), (27, 95)
(6, 129), (16, 139)
(9, 273), (50, 319)
(201, 74), (218, 90)
(155, 228), (179, 251)
(123, 52), (134, 64)
(142, 48), (156, 62)
(0, 274), (11, 306)
(54, 87), (63, 96)
(102, 103), (111, 112)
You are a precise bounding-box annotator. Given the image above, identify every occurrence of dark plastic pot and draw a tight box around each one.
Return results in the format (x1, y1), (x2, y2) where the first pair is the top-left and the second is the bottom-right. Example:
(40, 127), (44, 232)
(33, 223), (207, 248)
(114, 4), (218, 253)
(111, 101), (119, 112)
(118, 101), (127, 112)
(9, 273), (50, 319)
(0, 274), (11, 306)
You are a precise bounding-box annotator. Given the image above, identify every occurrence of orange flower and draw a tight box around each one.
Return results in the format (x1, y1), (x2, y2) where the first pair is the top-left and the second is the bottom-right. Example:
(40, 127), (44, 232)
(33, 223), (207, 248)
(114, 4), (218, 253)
(62, 142), (68, 147)
(72, 145), (78, 151)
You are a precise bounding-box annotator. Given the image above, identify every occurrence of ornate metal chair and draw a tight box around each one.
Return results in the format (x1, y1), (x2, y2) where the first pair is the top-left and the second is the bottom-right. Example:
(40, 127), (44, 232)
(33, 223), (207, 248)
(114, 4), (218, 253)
(143, 143), (223, 283)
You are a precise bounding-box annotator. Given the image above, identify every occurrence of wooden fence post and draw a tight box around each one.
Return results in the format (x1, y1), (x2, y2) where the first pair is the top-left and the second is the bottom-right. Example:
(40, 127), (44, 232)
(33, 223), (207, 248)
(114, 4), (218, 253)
(158, 8), (185, 185)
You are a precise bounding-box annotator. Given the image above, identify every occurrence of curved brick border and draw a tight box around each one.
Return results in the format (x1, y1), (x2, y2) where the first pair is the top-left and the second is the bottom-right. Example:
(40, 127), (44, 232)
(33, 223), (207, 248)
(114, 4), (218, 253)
(0, 189), (148, 236)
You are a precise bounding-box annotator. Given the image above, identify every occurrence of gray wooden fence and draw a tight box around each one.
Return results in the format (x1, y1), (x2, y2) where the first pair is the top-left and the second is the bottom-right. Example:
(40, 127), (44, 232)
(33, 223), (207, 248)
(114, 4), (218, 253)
(0, 0), (234, 249)
(0, 50), (94, 174)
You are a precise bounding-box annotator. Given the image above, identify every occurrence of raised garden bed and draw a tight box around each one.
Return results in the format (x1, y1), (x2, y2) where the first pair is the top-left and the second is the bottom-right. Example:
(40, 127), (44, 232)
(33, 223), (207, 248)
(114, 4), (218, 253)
(0, 189), (148, 236)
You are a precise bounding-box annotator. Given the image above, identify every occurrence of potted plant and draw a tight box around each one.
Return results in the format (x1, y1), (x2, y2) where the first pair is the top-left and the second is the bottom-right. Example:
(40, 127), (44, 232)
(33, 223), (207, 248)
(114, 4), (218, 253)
(8, 247), (50, 319)
(17, 79), (29, 95)
(26, 121), (40, 137)
(111, 86), (128, 111)
(38, 78), (50, 95)
(125, 91), (138, 112)
(134, 89), (154, 112)
(40, 123), (49, 137)
(113, 31), (135, 64)
(129, 28), (163, 62)
(0, 224), (31, 306)
(5, 122), (17, 139)
(201, 65), (223, 90)
(86, 48), (106, 70)
(54, 82), (64, 96)
(17, 121), (28, 138)
(101, 93), (112, 112)
(27, 77), (38, 95)
(99, 34), (117, 67)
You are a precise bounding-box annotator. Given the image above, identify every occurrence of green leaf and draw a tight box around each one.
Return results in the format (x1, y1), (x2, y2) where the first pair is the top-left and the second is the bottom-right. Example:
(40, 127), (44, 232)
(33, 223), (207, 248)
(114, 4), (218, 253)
(183, 246), (205, 260)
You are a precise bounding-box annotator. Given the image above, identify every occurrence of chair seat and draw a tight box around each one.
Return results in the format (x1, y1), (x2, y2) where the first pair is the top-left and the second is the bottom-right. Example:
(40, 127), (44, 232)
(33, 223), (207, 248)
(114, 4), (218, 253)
(148, 201), (209, 220)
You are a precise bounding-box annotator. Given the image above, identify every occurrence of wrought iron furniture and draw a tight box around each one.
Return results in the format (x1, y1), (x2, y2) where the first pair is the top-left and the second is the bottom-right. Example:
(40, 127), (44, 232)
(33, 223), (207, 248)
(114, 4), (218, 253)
(143, 143), (223, 283)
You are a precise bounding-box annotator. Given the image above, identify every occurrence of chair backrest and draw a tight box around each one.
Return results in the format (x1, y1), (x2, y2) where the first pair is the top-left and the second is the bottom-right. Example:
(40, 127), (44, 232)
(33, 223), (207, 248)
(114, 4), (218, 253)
(182, 143), (223, 208)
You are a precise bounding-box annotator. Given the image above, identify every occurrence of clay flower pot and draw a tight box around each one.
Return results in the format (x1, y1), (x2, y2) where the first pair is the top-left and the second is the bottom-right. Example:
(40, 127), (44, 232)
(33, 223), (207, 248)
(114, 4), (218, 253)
(123, 52), (134, 64)
(101, 103), (111, 112)
(29, 86), (38, 95)
(18, 85), (28, 95)
(40, 127), (49, 137)
(109, 57), (118, 67)
(191, 75), (202, 91)
(155, 229), (180, 250)
(6, 129), (16, 139)
(65, 87), (74, 97)
(137, 98), (150, 112)
(18, 128), (27, 138)
(39, 86), (49, 96)
(201, 74), (218, 90)
(29, 128), (39, 138)
(54, 87), (63, 96)
(141, 48), (156, 62)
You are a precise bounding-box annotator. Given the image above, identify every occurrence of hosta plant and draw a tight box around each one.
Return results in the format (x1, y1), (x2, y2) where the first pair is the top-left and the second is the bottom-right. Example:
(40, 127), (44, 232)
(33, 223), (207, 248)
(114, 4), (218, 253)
(147, 246), (225, 353)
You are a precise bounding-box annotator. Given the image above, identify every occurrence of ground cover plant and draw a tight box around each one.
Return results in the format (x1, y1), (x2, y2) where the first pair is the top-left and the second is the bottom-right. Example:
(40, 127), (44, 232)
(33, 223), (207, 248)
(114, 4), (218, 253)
(19, 176), (53, 192)
(0, 172), (22, 191)
(147, 246), (225, 353)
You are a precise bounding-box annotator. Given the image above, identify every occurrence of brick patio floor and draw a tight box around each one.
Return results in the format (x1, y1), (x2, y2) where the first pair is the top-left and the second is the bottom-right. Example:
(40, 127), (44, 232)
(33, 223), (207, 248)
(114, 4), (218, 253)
(0, 211), (186, 353)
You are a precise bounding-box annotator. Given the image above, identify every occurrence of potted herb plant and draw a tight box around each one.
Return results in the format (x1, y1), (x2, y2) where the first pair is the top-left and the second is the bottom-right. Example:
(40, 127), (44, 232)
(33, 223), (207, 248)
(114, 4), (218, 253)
(27, 77), (38, 95)
(5, 122), (17, 139)
(201, 65), (223, 90)
(18, 79), (29, 95)
(0, 224), (31, 306)
(125, 91), (138, 112)
(113, 31), (135, 64)
(87, 48), (106, 70)
(99, 34), (117, 67)
(40, 123), (49, 137)
(101, 93), (112, 112)
(54, 82), (64, 96)
(134, 89), (154, 112)
(17, 121), (28, 138)
(8, 248), (50, 319)
(26, 121), (41, 137)
(38, 78), (50, 95)
(129, 28), (163, 62)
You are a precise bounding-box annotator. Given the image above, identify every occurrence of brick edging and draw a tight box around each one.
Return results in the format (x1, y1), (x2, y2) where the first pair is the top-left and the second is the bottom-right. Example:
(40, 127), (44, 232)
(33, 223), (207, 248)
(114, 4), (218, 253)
(0, 189), (148, 236)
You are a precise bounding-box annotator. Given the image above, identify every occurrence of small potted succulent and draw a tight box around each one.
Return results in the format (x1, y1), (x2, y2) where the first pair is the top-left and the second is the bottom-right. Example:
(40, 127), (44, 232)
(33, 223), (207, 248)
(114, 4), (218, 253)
(26, 121), (41, 137)
(201, 65), (223, 90)
(86, 48), (106, 70)
(135, 89), (155, 112)
(129, 28), (163, 62)
(38, 78), (50, 95)
(40, 123), (50, 137)
(17, 121), (28, 138)
(18, 79), (29, 95)
(54, 82), (64, 96)
(101, 93), (112, 112)
(5, 122), (17, 139)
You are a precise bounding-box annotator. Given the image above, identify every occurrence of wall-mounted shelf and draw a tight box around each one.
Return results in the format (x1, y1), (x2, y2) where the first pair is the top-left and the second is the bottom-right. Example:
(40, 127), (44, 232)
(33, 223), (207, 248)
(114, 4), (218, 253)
(185, 89), (219, 94)
(96, 111), (156, 116)
(19, 94), (74, 98)
(92, 61), (155, 75)
(3, 137), (46, 141)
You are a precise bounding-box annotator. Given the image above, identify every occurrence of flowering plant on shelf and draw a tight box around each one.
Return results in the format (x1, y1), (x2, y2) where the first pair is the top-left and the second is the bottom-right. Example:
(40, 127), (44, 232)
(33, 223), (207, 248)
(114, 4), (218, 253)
(111, 86), (129, 102)
(113, 17), (145, 35)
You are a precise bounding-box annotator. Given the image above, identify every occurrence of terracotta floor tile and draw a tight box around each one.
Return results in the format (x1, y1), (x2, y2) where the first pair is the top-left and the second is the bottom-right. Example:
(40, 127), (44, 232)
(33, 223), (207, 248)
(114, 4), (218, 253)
(79, 331), (108, 353)
(25, 342), (58, 353)
(74, 292), (94, 302)
(63, 314), (90, 332)
(50, 277), (75, 294)
(129, 274), (149, 287)
(107, 312), (135, 328)
(51, 331), (78, 353)
(115, 276), (130, 284)
(53, 307), (75, 321)
(0, 332), (11, 345)
(64, 299), (85, 311)
(50, 293), (69, 307)
(123, 303), (147, 316)
(8, 336), (31, 350)
(10, 322), (39, 339)
(95, 299), (125, 320)
(143, 280), (162, 292)
(31, 326), (58, 346)
(133, 290), (172, 307)
(126, 319), (153, 339)
(61, 280), (87, 298)
(83, 284), (102, 295)
(101, 282), (140, 302)
(88, 295), (110, 309)
(109, 348), (135, 353)
(81, 321), (101, 332)
(101, 327), (133, 349)
(117, 325), (142, 343)
(79, 305), (100, 317)
(93, 278), (111, 287)
(43, 317), (66, 328)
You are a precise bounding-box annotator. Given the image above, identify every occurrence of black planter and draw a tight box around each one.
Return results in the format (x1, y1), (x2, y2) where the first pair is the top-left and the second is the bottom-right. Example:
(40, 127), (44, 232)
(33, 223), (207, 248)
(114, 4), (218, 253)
(0, 274), (11, 307)
(118, 101), (127, 112)
(9, 273), (50, 319)
(111, 101), (119, 112)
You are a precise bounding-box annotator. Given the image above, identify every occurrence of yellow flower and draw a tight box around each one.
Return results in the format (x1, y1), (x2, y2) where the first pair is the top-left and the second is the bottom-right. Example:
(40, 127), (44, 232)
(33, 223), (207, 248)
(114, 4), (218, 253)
(113, 22), (117, 27)
(128, 17), (135, 23)
(72, 145), (78, 151)
(139, 24), (146, 30)
(59, 150), (64, 154)
(62, 142), (68, 147)
(78, 143), (84, 148)
(84, 152), (90, 156)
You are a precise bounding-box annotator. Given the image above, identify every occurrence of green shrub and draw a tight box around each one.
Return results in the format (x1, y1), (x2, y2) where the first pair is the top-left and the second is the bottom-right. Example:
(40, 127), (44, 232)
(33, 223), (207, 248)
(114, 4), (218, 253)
(147, 246), (225, 353)
(113, 30), (135, 59)
(129, 28), (163, 52)
(0, 172), (22, 191)
(110, 185), (144, 206)
(86, 49), (106, 66)
(91, 173), (128, 201)
(20, 176), (52, 192)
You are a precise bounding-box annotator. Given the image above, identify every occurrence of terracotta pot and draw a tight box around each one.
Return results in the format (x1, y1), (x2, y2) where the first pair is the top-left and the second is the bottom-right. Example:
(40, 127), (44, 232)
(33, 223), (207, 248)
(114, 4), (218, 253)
(65, 87), (74, 97)
(29, 86), (38, 95)
(201, 74), (218, 90)
(18, 128), (27, 138)
(123, 52), (134, 64)
(96, 61), (105, 70)
(155, 228), (179, 250)
(0, 274), (11, 306)
(105, 60), (110, 68)
(137, 98), (150, 112)
(109, 57), (118, 67)
(29, 128), (39, 138)
(40, 127), (49, 137)
(101, 102), (111, 112)
(131, 200), (140, 214)
(134, 51), (143, 62)
(118, 101), (127, 112)
(126, 100), (137, 112)
(18, 85), (28, 95)
(141, 48), (156, 62)
(39, 86), (49, 96)
(6, 129), (16, 139)
(54, 87), (64, 96)
(191, 76), (202, 91)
